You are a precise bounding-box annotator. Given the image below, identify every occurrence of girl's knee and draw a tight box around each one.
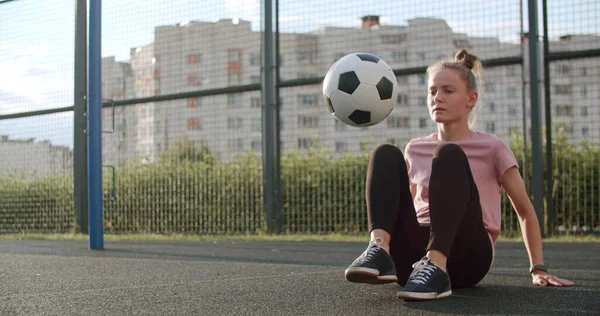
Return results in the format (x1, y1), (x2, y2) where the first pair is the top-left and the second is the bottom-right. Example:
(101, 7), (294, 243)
(433, 143), (466, 161)
(371, 144), (404, 160)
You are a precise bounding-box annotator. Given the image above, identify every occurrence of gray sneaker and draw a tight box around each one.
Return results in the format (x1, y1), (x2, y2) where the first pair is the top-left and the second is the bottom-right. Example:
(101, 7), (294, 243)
(345, 244), (398, 284)
(396, 256), (452, 300)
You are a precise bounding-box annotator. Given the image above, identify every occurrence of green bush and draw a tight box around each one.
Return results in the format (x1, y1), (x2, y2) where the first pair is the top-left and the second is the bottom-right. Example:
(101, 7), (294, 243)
(1, 134), (598, 235)
(0, 172), (74, 233)
(505, 126), (600, 235)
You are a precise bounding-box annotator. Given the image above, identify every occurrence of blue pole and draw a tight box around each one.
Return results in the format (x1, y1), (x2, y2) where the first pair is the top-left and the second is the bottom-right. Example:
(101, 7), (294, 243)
(88, 0), (104, 249)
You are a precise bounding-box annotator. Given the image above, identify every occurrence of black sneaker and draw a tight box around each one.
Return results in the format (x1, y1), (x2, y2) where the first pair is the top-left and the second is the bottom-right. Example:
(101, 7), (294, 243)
(344, 244), (398, 284)
(396, 256), (452, 300)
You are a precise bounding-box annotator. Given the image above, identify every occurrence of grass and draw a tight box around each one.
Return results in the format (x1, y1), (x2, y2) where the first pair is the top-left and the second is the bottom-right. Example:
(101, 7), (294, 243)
(0, 232), (598, 243)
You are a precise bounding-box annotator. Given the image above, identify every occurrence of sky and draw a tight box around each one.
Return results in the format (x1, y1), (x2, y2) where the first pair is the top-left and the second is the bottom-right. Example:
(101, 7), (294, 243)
(0, 0), (598, 148)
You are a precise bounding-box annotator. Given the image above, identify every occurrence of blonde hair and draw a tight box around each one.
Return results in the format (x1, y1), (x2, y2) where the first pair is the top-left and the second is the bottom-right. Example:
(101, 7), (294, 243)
(426, 49), (483, 129)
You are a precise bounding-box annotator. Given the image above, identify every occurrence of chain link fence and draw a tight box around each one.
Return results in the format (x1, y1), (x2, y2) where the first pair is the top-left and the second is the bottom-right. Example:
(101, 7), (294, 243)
(0, 0), (598, 236)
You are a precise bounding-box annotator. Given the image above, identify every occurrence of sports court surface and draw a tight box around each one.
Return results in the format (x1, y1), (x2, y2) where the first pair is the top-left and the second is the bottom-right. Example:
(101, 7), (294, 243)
(1, 239), (598, 315)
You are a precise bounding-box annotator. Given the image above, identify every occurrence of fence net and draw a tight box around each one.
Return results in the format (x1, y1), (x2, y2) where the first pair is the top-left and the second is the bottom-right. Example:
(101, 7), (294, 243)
(0, 0), (75, 233)
(545, 0), (600, 234)
(0, 0), (598, 235)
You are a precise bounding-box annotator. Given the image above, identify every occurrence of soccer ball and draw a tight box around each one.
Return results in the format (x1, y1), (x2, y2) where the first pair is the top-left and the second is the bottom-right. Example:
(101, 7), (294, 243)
(323, 53), (398, 127)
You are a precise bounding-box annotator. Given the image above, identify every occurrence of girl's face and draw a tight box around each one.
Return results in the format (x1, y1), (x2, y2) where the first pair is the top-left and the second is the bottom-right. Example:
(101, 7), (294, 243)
(427, 68), (477, 125)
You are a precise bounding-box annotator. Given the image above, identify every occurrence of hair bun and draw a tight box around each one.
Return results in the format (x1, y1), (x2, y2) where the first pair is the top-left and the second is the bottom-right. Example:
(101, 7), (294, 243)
(455, 49), (477, 70)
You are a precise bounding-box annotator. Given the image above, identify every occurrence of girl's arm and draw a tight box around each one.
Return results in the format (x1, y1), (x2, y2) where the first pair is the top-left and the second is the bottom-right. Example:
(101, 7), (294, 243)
(501, 166), (574, 287)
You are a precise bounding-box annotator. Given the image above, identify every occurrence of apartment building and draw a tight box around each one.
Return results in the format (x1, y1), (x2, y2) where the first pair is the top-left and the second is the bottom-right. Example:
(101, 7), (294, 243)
(100, 16), (598, 165)
(0, 135), (73, 179)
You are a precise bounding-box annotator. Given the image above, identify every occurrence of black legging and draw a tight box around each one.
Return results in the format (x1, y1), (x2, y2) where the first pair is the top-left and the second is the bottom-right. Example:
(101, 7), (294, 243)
(366, 143), (493, 288)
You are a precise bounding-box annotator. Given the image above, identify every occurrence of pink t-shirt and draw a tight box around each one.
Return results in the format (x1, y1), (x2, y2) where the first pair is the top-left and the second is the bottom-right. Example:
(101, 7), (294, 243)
(404, 132), (518, 246)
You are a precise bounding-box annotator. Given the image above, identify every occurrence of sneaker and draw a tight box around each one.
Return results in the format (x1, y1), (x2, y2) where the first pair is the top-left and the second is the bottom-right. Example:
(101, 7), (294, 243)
(344, 243), (398, 284)
(396, 256), (452, 300)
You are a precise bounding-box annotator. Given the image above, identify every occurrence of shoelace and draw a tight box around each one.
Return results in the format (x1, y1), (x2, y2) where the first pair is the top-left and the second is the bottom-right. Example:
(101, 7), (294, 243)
(356, 238), (384, 262)
(409, 259), (437, 284)
(358, 245), (379, 261)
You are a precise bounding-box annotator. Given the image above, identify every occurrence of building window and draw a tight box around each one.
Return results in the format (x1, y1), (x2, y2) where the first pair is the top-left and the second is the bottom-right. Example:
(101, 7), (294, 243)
(154, 78), (160, 96)
(250, 75), (261, 84)
(334, 119), (347, 131)
(387, 116), (410, 128)
(298, 94), (319, 107)
(187, 53), (202, 64)
(581, 106), (588, 117)
(560, 125), (573, 135)
(556, 64), (570, 75)
(485, 122), (495, 133)
(251, 118), (261, 132)
(416, 52), (426, 61)
(556, 105), (573, 117)
(489, 102), (495, 113)
(228, 48), (242, 63)
(388, 50), (407, 62)
(297, 52), (315, 64)
(251, 140), (262, 151)
(249, 53), (260, 66)
(298, 115), (319, 128)
(418, 74), (426, 85)
(228, 93), (242, 107)
(507, 87), (518, 99)
(335, 141), (348, 152)
(227, 117), (243, 129)
(582, 127), (589, 137)
(380, 34), (407, 44)
(187, 98), (199, 108)
(229, 73), (242, 85)
(228, 139), (243, 151)
(418, 96), (427, 106)
(554, 85), (571, 95)
(187, 118), (202, 131)
(396, 94), (409, 106)
(581, 86), (587, 97)
(419, 118), (428, 128)
(509, 107), (517, 116)
(188, 75), (199, 86)
(297, 137), (314, 149)
(251, 97), (261, 108)
(507, 66), (518, 77)
(484, 82), (495, 93)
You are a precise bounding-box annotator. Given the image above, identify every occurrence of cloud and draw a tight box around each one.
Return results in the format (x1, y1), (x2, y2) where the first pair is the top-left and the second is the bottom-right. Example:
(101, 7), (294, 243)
(224, 0), (260, 19)
(0, 40), (72, 114)
(0, 90), (33, 115)
(223, 0), (261, 30)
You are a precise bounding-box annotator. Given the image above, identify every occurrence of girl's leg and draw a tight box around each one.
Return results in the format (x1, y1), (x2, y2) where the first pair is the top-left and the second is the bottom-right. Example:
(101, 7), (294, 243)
(426, 143), (493, 287)
(345, 144), (428, 284)
(397, 143), (493, 300)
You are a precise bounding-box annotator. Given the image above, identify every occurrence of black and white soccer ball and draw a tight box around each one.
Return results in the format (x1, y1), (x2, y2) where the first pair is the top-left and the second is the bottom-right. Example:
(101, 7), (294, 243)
(323, 53), (398, 127)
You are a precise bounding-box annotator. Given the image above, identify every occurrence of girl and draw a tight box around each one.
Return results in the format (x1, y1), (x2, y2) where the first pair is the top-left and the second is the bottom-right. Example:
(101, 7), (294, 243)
(344, 49), (574, 300)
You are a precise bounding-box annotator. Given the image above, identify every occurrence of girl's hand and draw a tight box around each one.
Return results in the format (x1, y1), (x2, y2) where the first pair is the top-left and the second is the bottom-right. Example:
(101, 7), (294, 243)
(532, 271), (575, 287)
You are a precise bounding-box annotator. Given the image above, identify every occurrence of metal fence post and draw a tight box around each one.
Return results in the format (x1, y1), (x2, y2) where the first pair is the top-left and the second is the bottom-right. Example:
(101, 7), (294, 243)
(74, 0), (88, 234)
(88, 0), (104, 249)
(542, 0), (554, 236)
(262, 0), (282, 234)
(527, 0), (546, 236)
